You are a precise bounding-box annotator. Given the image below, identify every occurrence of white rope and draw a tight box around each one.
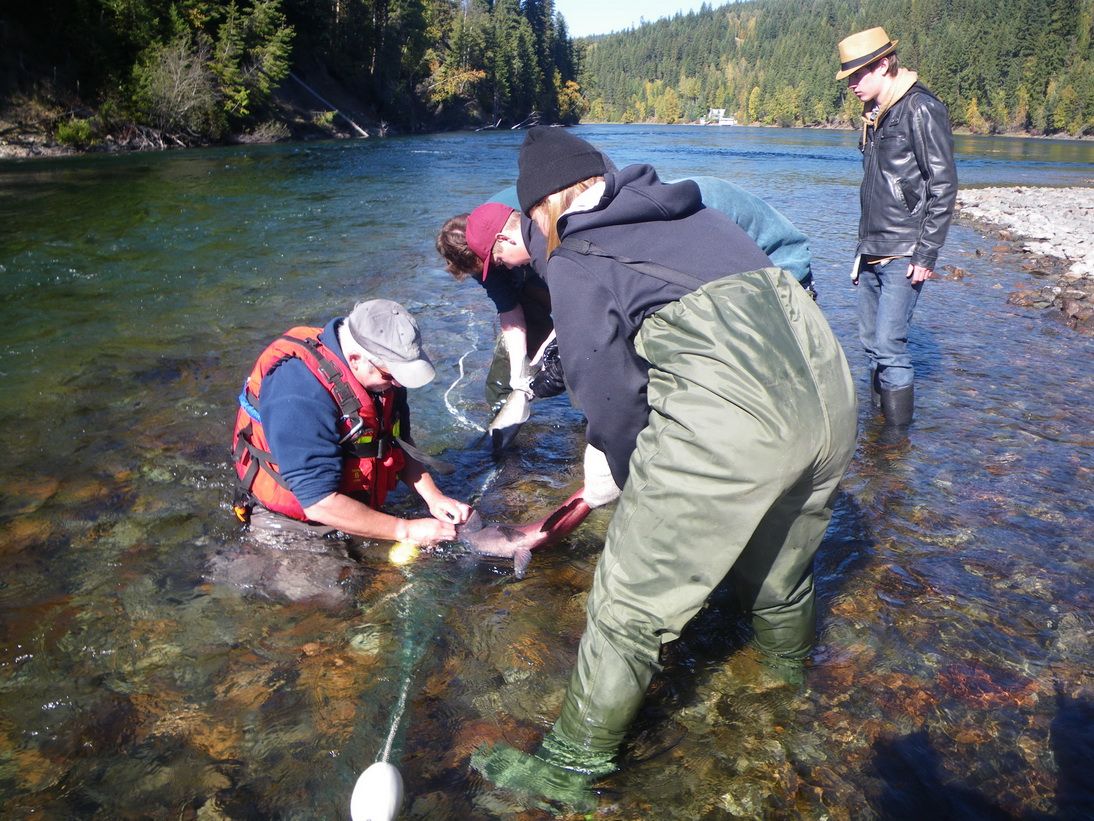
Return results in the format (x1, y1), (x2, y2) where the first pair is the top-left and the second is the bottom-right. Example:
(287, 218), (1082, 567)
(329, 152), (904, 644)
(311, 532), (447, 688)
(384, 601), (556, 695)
(380, 675), (412, 763)
(443, 347), (485, 433)
(373, 339), (506, 765)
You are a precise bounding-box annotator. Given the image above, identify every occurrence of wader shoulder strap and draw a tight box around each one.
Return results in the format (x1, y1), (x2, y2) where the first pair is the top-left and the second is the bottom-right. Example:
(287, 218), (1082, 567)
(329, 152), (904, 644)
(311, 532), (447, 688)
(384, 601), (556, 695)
(233, 422), (293, 491)
(281, 334), (363, 421)
(559, 237), (707, 291)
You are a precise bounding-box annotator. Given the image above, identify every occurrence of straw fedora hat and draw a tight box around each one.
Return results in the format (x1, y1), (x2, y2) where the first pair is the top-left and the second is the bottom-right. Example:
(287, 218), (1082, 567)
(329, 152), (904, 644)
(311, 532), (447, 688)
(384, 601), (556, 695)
(836, 27), (899, 80)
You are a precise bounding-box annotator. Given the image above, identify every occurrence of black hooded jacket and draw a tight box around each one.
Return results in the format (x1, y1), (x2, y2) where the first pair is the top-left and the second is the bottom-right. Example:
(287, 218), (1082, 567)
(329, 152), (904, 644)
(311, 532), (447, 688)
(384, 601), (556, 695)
(547, 164), (772, 485)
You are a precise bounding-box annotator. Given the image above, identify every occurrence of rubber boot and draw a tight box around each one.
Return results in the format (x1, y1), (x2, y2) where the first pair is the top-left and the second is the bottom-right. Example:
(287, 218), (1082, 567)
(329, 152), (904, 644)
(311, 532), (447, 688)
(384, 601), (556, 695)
(470, 743), (597, 812)
(870, 368), (882, 409)
(470, 623), (650, 810)
(750, 585), (815, 663)
(880, 384), (914, 426)
(539, 621), (655, 778)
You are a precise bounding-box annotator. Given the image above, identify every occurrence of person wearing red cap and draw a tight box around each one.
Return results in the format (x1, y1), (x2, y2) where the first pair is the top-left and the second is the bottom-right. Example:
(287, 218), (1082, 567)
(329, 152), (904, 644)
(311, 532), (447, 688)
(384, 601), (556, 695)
(438, 174), (817, 424)
(436, 198), (559, 415)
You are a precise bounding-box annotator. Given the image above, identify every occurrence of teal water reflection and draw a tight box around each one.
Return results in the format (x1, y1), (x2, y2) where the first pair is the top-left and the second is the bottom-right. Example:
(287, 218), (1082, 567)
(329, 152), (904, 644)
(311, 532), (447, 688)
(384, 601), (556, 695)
(0, 127), (1091, 818)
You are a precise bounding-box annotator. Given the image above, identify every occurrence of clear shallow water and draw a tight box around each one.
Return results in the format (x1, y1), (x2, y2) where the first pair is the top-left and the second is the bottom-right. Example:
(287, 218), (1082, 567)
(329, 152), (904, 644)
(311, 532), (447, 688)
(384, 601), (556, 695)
(0, 126), (1091, 818)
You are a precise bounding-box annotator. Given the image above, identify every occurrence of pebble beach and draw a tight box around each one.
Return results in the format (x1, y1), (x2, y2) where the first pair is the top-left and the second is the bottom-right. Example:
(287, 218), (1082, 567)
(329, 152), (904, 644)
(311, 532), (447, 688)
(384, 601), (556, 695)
(956, 185), (1094, 334)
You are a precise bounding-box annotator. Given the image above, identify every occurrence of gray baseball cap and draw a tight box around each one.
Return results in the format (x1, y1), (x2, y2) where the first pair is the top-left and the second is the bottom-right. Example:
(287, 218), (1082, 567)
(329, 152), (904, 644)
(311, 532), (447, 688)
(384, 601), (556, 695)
(345, 299), (435, 388)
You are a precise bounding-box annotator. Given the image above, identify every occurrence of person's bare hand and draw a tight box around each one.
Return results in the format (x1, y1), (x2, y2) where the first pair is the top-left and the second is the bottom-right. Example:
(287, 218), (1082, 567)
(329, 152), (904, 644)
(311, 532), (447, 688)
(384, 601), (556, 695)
(402, 517), (457, 545)
(907, 263), (934, 284)
(428, 496), (471, 525)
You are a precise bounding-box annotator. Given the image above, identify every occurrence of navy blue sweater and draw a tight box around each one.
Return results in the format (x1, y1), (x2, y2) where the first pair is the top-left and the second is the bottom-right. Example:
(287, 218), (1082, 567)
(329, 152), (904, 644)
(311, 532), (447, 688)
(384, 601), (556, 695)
(259, 318), (409, 508)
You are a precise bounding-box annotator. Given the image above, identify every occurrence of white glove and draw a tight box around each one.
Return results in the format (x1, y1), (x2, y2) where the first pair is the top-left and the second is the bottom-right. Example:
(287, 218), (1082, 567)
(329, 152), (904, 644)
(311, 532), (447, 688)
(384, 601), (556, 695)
(509, 356), (534, 398)
(582, 444), (621, 508)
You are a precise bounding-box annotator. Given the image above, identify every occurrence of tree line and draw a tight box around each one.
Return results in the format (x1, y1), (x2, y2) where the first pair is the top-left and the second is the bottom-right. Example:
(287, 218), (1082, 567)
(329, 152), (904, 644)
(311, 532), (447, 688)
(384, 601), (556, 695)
(0, 0), (583, 145)
(2, 0), (1089, 147)
(578, 0), (1093, 137)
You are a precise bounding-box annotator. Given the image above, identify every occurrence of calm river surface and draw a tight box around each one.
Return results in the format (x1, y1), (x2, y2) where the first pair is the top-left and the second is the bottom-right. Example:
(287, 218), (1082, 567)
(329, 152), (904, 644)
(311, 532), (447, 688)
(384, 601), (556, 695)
(1, 126), (1091, 819)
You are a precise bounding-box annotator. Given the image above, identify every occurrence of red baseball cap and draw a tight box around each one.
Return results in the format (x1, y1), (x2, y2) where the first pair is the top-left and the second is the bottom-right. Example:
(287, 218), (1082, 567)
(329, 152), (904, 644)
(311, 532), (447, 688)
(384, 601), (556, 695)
(465, 202), (515, 281)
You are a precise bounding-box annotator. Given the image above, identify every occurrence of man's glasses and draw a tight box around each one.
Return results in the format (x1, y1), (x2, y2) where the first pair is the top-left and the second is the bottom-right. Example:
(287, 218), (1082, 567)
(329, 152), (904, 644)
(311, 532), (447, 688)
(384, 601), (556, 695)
(365, 357), (394, 381)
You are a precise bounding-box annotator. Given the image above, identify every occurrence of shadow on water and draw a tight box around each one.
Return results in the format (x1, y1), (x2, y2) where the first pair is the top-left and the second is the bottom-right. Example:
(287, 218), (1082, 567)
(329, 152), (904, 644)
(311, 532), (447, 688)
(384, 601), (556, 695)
(869, 689), (1094, 820)
(1048, 689), (1094, 820)
(870, 729), (1015, 820)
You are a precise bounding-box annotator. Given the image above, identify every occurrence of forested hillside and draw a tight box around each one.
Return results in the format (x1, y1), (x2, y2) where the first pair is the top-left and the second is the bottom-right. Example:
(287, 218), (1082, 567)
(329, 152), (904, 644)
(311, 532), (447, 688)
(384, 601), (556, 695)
(0, 0), (582, 148)
(580, 0), (1093, 136)
(2, 0), (1090, 151)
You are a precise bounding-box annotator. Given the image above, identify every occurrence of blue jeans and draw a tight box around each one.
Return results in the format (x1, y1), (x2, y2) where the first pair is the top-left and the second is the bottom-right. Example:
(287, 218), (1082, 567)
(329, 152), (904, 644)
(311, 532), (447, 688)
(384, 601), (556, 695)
(857, 257), (922, 391)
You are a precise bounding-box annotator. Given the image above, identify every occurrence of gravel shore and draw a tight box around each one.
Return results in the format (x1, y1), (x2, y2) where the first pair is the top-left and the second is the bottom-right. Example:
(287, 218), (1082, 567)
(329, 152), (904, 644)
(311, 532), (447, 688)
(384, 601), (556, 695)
(956, 186), (1094, 335)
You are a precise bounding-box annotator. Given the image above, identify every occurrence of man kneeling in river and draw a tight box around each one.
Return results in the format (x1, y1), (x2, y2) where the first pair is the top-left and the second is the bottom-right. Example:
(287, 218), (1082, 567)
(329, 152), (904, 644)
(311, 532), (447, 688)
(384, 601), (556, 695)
(230, 298), (471, 546)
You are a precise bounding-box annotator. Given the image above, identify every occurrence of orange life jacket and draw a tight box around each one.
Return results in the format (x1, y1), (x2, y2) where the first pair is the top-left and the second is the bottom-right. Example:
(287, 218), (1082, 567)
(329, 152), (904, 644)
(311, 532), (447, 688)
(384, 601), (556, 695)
(231, 326), (406, 521)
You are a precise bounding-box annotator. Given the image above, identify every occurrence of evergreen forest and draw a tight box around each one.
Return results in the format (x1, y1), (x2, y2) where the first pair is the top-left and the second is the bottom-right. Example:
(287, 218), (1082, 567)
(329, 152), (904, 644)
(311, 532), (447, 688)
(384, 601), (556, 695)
(0, 0), (1091, 150)
(0, 0), (582, 146)
(579, 0), (1093, 136)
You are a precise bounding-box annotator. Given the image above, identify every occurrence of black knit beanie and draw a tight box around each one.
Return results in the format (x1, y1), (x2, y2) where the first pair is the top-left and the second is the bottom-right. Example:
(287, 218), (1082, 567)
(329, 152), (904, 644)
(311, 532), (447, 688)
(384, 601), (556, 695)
(517, 127), (607, 214)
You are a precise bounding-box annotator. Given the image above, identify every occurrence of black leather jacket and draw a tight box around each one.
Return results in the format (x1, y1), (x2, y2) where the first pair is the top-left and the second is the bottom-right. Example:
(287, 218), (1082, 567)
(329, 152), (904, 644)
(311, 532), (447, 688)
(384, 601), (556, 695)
(858, 82), (957, 269)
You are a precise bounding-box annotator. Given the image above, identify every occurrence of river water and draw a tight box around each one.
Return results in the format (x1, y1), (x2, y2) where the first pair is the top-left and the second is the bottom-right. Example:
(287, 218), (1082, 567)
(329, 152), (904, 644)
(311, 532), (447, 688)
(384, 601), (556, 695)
(0, 126), (1091, 819)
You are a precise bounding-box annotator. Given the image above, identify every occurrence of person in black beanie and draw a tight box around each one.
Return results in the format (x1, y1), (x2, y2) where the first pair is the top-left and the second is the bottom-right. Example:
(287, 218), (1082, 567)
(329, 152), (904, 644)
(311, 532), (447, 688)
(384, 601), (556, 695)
(516, 127), (607, 215)
(472, 127), (857, 808)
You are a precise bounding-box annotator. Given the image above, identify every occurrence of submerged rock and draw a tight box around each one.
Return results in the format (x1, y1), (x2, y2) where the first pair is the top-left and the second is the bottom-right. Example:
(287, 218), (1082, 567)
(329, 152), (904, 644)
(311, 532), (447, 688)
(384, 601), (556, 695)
(205, 538), (364, 608)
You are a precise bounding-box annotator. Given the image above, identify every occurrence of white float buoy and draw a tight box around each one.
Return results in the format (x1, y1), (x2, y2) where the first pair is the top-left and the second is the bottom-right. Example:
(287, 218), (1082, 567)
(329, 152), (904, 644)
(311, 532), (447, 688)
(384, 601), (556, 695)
(350, 761), (404, 821)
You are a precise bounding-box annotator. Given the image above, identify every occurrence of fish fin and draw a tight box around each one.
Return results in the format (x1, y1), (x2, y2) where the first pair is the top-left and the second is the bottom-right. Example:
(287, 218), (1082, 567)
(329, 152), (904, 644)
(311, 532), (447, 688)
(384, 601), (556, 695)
(458, 510), (485, 537)
(512, 548), (532, 579)
(490, 423), (524, 454)
(487, 391), (531, 454)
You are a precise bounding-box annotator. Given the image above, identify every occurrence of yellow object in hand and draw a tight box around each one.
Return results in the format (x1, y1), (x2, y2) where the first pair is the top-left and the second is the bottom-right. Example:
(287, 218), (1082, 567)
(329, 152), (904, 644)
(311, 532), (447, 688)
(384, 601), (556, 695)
(388, 541), (419, 566)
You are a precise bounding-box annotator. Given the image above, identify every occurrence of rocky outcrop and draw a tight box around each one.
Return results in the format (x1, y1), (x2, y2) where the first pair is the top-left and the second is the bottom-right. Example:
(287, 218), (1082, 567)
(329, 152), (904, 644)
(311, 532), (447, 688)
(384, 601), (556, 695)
(957, 186), (1094, 335)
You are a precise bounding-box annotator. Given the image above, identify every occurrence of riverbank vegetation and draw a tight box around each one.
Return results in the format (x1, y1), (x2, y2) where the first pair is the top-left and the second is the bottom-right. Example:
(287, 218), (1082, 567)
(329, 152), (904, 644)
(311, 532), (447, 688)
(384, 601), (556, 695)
(579, 0), (1093, 137)
(1, 0), (1089, 155)
(0, 0), (582, 152)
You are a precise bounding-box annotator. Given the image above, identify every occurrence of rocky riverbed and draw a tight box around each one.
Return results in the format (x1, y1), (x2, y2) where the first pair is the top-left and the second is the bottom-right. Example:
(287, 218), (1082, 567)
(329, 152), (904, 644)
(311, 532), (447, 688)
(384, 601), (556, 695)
(956, 186), (1094, 335)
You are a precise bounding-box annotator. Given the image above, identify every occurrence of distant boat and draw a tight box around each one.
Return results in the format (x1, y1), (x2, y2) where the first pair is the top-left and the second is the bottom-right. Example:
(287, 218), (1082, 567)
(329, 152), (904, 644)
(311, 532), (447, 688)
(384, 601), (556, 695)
(701, 107), (737, 126)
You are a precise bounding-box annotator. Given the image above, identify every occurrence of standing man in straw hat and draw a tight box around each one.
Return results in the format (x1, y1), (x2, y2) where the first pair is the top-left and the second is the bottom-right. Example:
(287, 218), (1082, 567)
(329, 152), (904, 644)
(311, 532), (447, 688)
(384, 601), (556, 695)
(837, 26), (957, 425)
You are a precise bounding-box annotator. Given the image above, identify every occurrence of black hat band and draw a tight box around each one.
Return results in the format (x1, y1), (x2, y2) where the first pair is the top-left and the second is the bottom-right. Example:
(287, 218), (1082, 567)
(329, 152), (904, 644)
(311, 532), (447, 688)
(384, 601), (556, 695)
(840, 42), (894, 73)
